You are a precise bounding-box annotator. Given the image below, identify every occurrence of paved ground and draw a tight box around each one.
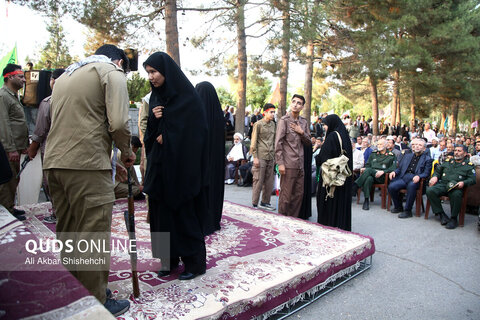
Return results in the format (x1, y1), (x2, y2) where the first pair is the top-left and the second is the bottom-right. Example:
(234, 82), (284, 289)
(223, 184), (480, 320)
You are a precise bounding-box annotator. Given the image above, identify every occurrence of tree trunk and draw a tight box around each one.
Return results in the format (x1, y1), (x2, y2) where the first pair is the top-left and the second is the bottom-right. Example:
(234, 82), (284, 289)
(165, 0), (180, 66)
(450, 102), (459, 135)
(440, 107), (447, 134)
(278, 1), (290, 118)
(470, 106), (475, 134)
(410, 86), (416, 129)
(369, 76), (379, 135)
(396, 93), (401, 125)
(391, 69), (399, 126)
(235, 0), (247, 135)
(304, 40), (314, 128)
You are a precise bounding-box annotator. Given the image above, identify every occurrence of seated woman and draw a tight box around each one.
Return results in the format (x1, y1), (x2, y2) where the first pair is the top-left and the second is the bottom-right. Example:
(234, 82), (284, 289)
(225, 132), (248, 184)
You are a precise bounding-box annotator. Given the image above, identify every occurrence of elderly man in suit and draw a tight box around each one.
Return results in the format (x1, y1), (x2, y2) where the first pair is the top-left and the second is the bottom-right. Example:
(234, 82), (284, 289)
(388, 138), (432, 218)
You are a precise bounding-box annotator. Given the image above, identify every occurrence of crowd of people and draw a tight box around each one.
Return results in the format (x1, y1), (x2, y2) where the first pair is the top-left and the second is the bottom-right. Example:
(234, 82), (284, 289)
(1, 45), (479, 318)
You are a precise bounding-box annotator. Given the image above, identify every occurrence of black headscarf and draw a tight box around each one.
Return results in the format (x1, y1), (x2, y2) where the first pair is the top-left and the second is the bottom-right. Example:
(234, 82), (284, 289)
(195, 81), (225, 233)
(143, 52), (208, 210)
(319, 114), (353, 169)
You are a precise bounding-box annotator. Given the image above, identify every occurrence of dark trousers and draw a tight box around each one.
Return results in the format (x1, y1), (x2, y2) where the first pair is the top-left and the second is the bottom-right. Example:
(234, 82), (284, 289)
(388, 173), (419, 210)
(355, 168), (384, 199)
(426, 182), (463, 218)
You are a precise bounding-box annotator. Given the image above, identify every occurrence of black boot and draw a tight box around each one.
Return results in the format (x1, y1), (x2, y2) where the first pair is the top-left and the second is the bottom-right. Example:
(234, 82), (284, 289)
(362, 198), (370, 210)
(398, 210), (412, 219)
(445, 217), (458, 229)
(439, 212), (449, 225)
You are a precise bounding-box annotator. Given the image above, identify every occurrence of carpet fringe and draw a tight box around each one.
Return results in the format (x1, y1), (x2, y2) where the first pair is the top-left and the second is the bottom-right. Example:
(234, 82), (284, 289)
(255, 261), (361, 320)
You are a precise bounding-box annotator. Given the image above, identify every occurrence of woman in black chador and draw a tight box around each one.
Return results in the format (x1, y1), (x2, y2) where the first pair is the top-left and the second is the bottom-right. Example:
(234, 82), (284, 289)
(315, 114), (353, 231)
(143, 52), (208, 280)
(195, 81), (225, 234)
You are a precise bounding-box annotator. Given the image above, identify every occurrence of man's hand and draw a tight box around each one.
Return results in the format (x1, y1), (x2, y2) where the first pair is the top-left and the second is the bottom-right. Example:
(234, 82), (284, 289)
(278, 164), (286, 175)
(8, 151), (20, 162)
(227, 156), (234, 162)
(429, 176), (438, 186)
(375, 170), (384, 178)
(27, 143), (39, 160)
(412, 175), (420, 184)
(456, 181), (464, 189)
(289, 123), (304, 135)
(253, 158), (260, 168)
(116, 164), (127, 182)
(156, 134), (163, 144)
(360, 167), (365, 174)
(122, 152), (136, 168)
(389, 172), (396, 180)
(152, 106), (164, 119)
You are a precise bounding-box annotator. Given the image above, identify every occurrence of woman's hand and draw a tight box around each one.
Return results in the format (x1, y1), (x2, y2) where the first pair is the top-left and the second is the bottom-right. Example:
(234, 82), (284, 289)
(152, 106), (164, 119)
(156, 134), (163, 144)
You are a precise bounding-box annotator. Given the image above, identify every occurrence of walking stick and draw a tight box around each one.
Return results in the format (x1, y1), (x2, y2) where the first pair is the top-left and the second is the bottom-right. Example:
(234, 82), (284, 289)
(124, 169), (140, 297)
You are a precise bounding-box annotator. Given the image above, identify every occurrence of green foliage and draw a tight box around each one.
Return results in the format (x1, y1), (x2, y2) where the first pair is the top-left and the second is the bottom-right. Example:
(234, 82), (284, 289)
(216, 87), (236, 109)
(127, 73), (150, 103)
(38, 12), (73, 68)
(246, 72), (272, 111)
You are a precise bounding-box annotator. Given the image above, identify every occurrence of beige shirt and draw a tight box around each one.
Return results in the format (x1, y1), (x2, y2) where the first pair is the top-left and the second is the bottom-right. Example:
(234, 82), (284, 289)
(44, 62), (132, 170)
(275, 113), (311, 169)
(250, 119), (276, 161)
(0, 85), (28, 152)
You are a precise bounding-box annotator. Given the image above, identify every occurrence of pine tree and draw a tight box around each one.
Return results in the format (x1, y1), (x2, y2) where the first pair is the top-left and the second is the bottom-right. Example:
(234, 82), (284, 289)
(38, 11), (73, 68)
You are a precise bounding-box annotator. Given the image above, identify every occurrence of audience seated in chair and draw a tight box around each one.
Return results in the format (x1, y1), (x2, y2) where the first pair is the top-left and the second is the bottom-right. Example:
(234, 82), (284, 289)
(388, 138), (432, 218)
(225, 132), (248, 185)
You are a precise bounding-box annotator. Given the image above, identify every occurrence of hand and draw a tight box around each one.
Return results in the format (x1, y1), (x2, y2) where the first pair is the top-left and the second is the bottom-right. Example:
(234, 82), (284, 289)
(116, 164), (127, 182)
(27, 143), (39, 160)
(152, 106), (164, 119)
(389, 172), (396, 180)
(457, 181), (464, 189)
(429, 176), (438, 186)
(412, 175), (420, 184)
(8, 151), (20, 162)
(278, 164), (286, 175)
(227, 156), (234, 161)
(289, 123), (304, 135)
(122, 151), (136, 168)
(156, 134), (163, 144)
(253, 158), (260, 168)
(360, 167), (365, 174)
(375, 170), (384, 178)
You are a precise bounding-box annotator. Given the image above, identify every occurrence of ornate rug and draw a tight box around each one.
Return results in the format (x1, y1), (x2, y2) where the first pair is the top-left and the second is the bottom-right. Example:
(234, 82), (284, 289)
(1, 200), (375, 319)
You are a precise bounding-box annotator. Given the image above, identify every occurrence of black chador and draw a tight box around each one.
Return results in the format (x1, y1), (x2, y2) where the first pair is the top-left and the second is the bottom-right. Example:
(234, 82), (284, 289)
(195, 81), (225, 234)
(143, 52), (209, 279)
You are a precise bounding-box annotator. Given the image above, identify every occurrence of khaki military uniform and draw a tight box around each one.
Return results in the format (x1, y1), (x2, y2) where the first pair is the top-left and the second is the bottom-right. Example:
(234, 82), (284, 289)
(0, 85), (28, 213)
(426, 157), (476, 217)
(44, 62), (132, 304)
(250, 119), (276, 206)
(355, 150), (396, 198)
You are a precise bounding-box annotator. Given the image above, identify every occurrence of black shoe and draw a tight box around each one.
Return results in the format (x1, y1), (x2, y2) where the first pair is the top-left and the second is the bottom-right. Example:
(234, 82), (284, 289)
(157, 270), (171, 277)
(13, 208), (25, 215)
(362, 199), (369, 210)
(106, 288), (112, 299)
(398, 210), (413, 219)
(445, 217), (458, 229)
(242, 183), (252, 187)
(391, 207), (403, 214)
(440, 212), (449, 225)
(104, 298), (130, 316)
(259, 202), (275, 211)
(133, 193), (145, 201)
(237, 182), (244, 187)
(252, 204), (258, 209)
(178, 270), (205, 281)
(15, 215), (26, 221)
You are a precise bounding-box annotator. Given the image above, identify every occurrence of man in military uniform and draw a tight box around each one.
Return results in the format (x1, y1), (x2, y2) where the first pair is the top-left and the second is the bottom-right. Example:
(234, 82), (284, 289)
(0, 64), (28, 220)
(355, 138), (396, 210)
(426, 145), (476, 229)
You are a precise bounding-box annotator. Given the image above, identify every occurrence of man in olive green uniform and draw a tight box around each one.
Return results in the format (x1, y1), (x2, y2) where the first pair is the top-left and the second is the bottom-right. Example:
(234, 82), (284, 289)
(43, 45), (134, 316)
(355, 138), (396, 210)
(0, 64), (28, 220)
(426, 145), (476, 229)
(250, 103), (276, 210)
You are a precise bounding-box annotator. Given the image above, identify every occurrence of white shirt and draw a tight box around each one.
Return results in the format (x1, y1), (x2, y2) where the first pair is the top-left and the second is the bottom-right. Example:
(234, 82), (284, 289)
(353, 148), (364, 170)
(423, 129), (436, 143)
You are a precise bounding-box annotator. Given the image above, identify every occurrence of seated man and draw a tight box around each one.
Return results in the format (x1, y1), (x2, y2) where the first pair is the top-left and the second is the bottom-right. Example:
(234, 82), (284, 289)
(225, 132), (248, 184)
(426, 145), (476, 229)
(114, 136), (144, 200)
(388, 138), (432, 218)
(355, 138), (396, 210)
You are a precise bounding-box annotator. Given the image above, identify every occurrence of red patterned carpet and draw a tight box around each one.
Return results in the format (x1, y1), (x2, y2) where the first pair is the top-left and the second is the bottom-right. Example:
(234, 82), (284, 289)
(0, 200), (375, 319)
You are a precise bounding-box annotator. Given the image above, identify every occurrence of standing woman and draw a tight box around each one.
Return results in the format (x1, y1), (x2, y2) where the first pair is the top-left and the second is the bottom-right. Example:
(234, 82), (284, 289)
(195, 81), (225, 234)
(315, 114), (353, 231)
(143, 52), (208, 280)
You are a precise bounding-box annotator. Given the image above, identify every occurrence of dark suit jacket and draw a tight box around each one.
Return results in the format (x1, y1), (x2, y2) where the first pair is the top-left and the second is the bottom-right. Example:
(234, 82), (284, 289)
(394, 151), (432, 179)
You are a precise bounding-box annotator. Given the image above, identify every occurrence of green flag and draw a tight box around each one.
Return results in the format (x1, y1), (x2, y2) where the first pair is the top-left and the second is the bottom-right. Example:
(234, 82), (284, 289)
(0, 45), (18, 87)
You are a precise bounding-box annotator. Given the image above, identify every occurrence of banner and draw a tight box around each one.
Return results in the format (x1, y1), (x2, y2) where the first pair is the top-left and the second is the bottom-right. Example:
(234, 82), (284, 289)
(443, 116), (449, 131)
(0, 45), (18, 87)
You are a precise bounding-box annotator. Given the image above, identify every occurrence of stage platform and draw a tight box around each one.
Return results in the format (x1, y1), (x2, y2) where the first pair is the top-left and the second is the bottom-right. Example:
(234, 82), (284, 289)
(0, 201), (375, 319)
